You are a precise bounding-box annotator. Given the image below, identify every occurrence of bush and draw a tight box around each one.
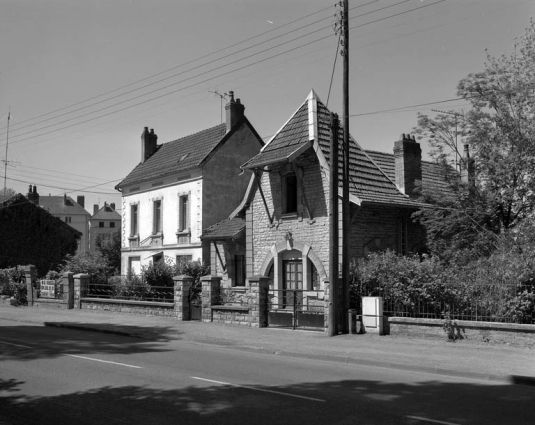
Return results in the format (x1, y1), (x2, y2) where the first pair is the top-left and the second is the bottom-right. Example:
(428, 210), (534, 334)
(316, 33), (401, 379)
(0, 267), (27, 304)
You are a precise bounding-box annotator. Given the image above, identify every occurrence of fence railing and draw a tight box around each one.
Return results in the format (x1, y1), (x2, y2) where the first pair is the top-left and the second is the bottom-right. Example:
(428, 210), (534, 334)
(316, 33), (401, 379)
(352, 281), (534, 324)
(86, 275), (174, 303)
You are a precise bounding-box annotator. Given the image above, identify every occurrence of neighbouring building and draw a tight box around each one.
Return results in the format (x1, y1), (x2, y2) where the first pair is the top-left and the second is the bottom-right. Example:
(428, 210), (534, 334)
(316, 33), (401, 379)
(202, 90), (452, 295)
(31, 186), (91, 255)
(89, 202), (121, 251)
(0, 192), (81, 276)
(115, 92), (264, 275)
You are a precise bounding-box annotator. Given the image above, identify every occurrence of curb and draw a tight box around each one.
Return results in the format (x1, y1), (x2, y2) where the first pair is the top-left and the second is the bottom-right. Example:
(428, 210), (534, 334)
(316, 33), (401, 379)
(43, 321), (515, 385)
(3, 314), (534, 387)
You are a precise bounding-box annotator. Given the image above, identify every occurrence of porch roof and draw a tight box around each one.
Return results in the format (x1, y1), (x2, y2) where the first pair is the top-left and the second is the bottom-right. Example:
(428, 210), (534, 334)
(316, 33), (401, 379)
(201, 217), (245, 241)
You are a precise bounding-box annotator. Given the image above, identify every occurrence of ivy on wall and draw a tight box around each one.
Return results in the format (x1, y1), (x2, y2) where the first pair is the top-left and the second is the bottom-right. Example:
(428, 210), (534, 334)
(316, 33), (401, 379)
(0, 194), (81, 276)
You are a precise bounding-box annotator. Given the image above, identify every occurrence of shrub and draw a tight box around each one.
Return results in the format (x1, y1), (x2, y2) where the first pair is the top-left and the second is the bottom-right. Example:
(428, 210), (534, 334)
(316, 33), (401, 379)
(0, 267), (27, 304)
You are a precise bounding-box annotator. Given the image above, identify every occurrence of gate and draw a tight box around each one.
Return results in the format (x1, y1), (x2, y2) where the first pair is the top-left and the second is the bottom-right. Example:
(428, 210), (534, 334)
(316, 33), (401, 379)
(268, 289), (324, 330)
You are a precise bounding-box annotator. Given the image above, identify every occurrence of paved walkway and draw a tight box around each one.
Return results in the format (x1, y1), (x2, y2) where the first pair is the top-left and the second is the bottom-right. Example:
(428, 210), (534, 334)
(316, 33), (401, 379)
(1, 302), (534, 385)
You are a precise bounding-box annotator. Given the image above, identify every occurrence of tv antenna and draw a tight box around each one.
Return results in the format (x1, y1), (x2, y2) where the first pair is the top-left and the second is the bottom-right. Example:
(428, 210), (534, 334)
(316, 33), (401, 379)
(209, 91), (228, 124)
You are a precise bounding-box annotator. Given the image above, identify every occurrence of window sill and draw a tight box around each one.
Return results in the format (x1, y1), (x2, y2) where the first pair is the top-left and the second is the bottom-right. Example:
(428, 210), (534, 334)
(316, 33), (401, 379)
(176, 229), (191, 237)
(280, 213), (298, 220)
(128, 235), (139, 241)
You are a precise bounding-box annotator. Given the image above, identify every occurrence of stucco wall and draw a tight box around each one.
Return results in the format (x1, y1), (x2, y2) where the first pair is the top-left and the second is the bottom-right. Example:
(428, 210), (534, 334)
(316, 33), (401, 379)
(202, 124), (263, 230)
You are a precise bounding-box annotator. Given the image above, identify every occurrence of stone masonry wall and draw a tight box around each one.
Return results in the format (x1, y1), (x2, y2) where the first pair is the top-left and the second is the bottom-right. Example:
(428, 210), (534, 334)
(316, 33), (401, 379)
(250, 149), (330, 277)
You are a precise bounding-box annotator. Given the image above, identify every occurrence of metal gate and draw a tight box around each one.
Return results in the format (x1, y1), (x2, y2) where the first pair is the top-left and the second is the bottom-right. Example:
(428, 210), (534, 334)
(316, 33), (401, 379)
(268, 289), (325, 330)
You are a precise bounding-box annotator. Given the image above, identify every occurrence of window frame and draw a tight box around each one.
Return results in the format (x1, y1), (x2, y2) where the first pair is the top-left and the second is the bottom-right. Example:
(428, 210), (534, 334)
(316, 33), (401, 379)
(281, 172), (298, 215)
(153, 199), (163, 235)
(130, 203), (139, 236)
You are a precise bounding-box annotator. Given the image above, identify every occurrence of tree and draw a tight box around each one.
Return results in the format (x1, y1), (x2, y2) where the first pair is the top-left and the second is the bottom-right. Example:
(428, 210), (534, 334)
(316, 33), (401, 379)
(0, 188), (17, 204)
(413, 21), (535, 259)
(95, 231), (121, 275)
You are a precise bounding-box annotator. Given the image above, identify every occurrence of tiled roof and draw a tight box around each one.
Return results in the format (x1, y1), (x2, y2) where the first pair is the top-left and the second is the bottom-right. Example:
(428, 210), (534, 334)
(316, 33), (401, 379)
(91, 204), (121, 220)
(246, 90), (421, 208)
(117, 124), (227, 188)
(201, 217), (245, 240)
(365, 150), (453, 195)
(39, 196), (90, 216)
(245, 103), (310, 168)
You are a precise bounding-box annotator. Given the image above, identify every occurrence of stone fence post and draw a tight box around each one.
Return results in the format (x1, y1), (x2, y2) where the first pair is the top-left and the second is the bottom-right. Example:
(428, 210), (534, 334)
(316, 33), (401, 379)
(24, 265), (37, 306)
(323, 279), (330, 333)
(73, 273), (90, 309)
(63, 272), (74, 309)
(173, 275), (193, 321)
(201, 275), (221, 322)
(248, 275), (270, 328)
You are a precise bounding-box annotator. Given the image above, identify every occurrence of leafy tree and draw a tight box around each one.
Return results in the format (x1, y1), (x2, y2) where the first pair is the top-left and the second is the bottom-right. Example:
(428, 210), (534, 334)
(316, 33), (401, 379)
(0, 188), (17, 204)
(413, 21), (535, 259)
(95, 231), (121, 275)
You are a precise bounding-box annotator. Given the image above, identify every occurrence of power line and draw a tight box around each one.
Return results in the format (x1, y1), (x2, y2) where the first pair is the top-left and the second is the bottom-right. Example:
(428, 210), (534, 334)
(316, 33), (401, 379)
(0, 3), (336, 133)
(0, 0), (427, 149)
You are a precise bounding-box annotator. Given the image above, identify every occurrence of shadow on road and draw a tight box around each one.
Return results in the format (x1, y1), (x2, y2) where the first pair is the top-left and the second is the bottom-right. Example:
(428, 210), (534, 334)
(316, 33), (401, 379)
(0, 377), (534, 425)
(0, 324), (179, 361)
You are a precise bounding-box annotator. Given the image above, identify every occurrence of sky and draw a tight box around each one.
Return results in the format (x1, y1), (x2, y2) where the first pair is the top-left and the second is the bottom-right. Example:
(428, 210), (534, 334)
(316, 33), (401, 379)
(1, 0), (533, 213)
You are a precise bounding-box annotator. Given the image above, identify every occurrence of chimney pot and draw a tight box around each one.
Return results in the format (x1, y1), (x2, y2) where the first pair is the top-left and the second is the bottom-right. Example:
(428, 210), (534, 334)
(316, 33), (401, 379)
(225, 91), (245, 132)
(394, 134), (422, 198)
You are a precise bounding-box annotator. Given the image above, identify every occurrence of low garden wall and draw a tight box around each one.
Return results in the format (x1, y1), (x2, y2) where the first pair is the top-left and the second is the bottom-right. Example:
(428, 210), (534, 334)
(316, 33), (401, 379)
(387, 317), (535, 348)
(80, 298), (175, 317)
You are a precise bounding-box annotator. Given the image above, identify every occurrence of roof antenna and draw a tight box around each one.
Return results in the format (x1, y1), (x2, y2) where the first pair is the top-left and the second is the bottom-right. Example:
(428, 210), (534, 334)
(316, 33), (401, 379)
(209, 91), (228, 124)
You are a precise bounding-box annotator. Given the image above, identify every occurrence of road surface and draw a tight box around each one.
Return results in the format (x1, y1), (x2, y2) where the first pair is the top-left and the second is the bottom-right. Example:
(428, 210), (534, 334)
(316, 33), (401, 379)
(1, 320), (533, 424)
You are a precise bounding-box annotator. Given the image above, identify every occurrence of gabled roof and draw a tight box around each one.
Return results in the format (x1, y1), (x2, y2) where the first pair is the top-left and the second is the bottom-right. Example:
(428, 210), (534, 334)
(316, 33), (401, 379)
(116, 124), (227, 189)
(365, 150), (454, 195)
(39, 195), (90, 216)
(201, 216), (245, 241)
(244, 90), (421, 208)
(91, 204), (121, 220)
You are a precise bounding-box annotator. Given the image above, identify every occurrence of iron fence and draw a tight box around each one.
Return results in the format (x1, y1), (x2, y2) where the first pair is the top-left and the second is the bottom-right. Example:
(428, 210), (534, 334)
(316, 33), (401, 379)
(352, 280), (534, 324)
(86, 275), (174, 303)
(268, 289), (325, 329)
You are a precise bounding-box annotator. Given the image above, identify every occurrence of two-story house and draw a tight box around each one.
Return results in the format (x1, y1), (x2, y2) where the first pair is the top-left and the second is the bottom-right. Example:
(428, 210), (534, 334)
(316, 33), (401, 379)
(89, 202), (121, 251)
(33, 186), (91, 255)
(115, 92), (264, 275)
(202, 90), (454, 294)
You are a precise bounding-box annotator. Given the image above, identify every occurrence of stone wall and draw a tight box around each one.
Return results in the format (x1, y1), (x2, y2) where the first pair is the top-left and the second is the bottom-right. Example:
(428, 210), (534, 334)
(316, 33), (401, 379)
(388, 317), (535, 348)
(80, 299), (175, 317)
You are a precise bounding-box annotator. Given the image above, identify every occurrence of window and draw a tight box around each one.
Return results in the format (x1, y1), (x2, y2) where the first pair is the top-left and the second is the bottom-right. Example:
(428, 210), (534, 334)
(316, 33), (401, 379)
(282, 173), (298, 214)
(153, 200), (162, 234)
(234, 255), (246, 287)
(179, 195), (189, 232)
(99, 222), (104, 228)
(110, 222), (115, 228)
(128, 256), (141, 276)
(176, 255), (192, 265)
(64, 217), (72, 223)
(130, 204), (139, 236)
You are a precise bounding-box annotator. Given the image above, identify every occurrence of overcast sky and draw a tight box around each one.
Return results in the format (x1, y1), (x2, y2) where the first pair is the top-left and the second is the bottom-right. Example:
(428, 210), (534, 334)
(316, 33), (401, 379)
(1, 0), (533, 212)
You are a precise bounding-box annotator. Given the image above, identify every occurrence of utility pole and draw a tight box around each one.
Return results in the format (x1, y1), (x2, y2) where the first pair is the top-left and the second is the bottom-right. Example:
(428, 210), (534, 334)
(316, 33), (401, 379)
(328, 113), (340, 337)
(3, 111), (11, 197)
(341, 0), (350, 334)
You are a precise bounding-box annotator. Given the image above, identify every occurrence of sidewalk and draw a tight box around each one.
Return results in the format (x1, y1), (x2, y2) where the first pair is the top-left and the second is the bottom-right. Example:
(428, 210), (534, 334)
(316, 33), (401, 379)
(1, 302), (534, 385)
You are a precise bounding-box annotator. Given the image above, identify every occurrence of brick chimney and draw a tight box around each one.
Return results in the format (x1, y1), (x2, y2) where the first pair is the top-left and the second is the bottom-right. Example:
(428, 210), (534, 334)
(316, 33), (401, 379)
(110, 203), (115, 210)
(93, 204), (99, 215)
(141, 127), (158, 163)
(225, 91), (245, 132)
(461, 144), (474, 186)
(77, 195), (85, 209)
(26, 185), (39, 204)
(394, 133), (422, 198)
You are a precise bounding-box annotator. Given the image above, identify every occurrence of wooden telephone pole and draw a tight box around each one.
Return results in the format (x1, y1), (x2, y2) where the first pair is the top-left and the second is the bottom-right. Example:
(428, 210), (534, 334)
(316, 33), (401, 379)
(328, 113), (340, 336)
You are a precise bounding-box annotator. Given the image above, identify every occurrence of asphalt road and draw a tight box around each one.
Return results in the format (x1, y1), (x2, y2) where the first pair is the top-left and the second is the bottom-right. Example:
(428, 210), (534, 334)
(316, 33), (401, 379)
(1, 321), (534, 425)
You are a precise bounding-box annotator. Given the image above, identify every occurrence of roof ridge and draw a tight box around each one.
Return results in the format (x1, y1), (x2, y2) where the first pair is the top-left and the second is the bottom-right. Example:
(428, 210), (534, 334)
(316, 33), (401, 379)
(167, 123), (226, 145)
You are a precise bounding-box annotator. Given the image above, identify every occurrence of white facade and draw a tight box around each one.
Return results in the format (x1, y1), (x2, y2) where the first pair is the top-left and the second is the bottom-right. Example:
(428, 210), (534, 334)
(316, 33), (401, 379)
(120, 170), (203, 275)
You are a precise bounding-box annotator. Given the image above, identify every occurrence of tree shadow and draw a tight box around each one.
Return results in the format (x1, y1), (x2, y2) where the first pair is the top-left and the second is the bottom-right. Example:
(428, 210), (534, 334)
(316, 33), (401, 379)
(1, 377), (534, 425)
(0, 324), (180, 361)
